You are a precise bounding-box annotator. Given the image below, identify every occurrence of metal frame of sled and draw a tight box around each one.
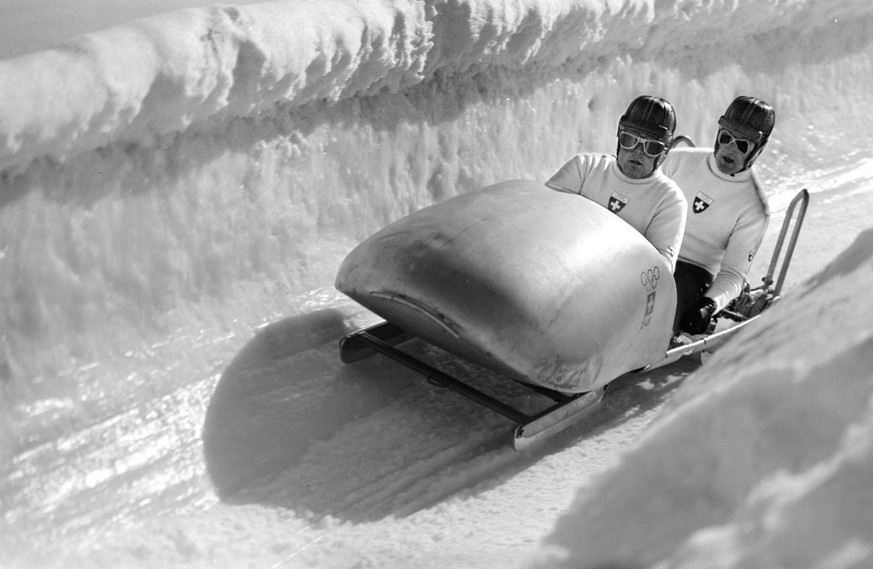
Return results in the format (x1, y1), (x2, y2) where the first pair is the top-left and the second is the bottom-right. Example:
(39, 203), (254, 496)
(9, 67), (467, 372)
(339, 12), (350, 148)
(339, 322), (607, 450)
(338, 189), (810, 450)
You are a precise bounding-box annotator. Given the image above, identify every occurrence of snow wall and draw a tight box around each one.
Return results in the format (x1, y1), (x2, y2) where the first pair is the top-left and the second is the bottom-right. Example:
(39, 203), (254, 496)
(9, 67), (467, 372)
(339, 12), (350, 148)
(2, 0), (873, 454)
(527, 225), (873, 568)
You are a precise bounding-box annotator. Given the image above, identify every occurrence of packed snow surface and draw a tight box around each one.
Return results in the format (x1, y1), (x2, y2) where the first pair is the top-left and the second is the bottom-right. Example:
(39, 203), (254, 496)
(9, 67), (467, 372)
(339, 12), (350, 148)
(1, 0), (873, 567)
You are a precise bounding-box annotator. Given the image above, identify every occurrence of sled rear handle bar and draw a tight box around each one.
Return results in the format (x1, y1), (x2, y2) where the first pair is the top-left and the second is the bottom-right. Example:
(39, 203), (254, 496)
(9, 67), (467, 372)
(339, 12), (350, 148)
(764, 189), (809, 296)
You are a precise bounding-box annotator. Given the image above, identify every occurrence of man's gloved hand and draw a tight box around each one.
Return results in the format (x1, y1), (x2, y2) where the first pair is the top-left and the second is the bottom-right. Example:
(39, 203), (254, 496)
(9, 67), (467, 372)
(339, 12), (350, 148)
(681, 297), (717, 335)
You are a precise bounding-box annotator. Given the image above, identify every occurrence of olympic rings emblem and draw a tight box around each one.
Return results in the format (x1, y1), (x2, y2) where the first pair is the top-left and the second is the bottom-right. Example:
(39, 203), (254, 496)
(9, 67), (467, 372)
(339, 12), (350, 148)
(640, 266), (661, 289)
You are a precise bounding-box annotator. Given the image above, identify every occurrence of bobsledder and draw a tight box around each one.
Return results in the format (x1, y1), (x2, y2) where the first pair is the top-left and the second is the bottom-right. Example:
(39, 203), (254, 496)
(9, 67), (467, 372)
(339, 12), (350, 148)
(653, 186), (809, 369)
(334, 179), (809, 450)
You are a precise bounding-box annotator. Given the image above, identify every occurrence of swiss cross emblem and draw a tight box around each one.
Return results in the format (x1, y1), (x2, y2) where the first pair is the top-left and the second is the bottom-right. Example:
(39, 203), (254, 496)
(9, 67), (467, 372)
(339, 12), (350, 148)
(693, 192), (713, 213)
(639, 267), (660, 329)
(608, 192), (629, 213)
(644, 292), (656, 317)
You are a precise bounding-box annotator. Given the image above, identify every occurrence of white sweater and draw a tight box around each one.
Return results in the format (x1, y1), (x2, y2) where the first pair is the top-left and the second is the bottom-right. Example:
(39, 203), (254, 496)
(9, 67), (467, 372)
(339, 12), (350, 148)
(546, 153), (687, 272)
(661, 147), (770, 311)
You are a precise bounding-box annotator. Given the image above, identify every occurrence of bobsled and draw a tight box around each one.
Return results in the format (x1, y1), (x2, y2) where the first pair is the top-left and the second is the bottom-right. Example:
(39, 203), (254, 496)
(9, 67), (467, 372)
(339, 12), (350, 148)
(335, 179), (809, 449)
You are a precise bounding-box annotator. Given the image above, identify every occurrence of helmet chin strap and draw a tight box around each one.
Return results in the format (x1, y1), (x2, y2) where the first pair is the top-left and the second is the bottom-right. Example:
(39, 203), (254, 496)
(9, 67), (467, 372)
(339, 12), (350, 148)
(744, 144), (764, 170)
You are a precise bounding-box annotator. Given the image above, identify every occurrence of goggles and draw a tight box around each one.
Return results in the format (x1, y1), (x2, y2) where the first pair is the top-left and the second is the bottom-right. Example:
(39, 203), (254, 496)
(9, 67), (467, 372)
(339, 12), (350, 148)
(618, 131), (666, 157)
(717, 128), (753, 154)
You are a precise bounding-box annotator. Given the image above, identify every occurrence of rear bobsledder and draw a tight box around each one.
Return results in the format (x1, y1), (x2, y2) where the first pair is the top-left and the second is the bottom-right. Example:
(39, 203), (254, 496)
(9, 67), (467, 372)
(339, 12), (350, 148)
(336, 182), (810, 450)
(656, 187), (809, 369)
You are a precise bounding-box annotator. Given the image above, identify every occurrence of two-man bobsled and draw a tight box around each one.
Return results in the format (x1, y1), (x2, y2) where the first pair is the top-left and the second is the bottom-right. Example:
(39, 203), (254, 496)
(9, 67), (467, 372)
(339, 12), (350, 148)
(335, 179), (808, 449)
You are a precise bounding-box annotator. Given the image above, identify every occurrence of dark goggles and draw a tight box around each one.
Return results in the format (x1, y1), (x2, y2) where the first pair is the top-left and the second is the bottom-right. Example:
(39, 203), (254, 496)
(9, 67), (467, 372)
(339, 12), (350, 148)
(618, 131), (666, 156)
(718, 128), (753, 154)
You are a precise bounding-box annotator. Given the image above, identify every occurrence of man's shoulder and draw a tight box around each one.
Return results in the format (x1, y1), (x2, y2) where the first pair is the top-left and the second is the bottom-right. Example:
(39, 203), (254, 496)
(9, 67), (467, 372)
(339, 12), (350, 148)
(723, 169), (770, 219)
(547, 153), (616, 194)
(668, 146), (710, 157)
(665, 146), (710, 163)
(650, 170), (688, 205)
(661, 146), (710, 177)
(558, 152), (615, 176)
(748, 170), (771, 217)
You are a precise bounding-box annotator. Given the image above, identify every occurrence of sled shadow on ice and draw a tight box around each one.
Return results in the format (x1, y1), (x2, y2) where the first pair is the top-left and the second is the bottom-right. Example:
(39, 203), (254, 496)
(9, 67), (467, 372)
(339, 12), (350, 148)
(201, 306), (520, 523)
(201, 305), (516, 522)
(202, 307), (697, 523)
(203, 307), (519, 523)
(202, 308), (412, 500)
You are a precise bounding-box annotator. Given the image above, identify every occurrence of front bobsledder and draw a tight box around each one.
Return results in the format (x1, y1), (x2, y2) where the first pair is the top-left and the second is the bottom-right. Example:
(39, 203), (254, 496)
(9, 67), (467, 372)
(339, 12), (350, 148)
(335, 179), (809, 449)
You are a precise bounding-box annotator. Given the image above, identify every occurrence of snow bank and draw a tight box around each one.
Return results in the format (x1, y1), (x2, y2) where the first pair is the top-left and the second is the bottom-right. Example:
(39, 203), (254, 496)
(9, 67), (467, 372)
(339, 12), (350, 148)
(0, 0), (424, 171)
(2, 0), (872, 173)
(528, 227), (873, 568)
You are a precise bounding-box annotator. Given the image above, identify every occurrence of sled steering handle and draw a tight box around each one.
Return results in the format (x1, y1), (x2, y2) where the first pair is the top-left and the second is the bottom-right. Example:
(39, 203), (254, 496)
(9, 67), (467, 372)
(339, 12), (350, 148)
(764, 189), (809, 296)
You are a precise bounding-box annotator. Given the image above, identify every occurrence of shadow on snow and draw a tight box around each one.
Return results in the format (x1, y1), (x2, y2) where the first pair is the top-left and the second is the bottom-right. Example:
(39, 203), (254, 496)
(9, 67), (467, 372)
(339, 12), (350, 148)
(203, 307), (700, 523)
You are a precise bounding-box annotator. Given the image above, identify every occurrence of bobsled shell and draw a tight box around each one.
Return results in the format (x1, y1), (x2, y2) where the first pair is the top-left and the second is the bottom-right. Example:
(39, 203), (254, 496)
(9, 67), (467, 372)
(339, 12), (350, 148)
(335, 180), (676, 392)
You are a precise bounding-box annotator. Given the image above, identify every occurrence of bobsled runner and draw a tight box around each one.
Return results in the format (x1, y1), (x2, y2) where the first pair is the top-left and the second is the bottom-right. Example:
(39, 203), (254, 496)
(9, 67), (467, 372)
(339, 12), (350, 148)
(335, 179), (809, 450)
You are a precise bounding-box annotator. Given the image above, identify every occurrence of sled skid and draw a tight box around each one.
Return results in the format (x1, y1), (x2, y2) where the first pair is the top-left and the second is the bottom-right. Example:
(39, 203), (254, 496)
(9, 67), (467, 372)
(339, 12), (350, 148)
(513, 388), (605, 451)
(342, 329), (605, 449)
(339, 321), (411, 363)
